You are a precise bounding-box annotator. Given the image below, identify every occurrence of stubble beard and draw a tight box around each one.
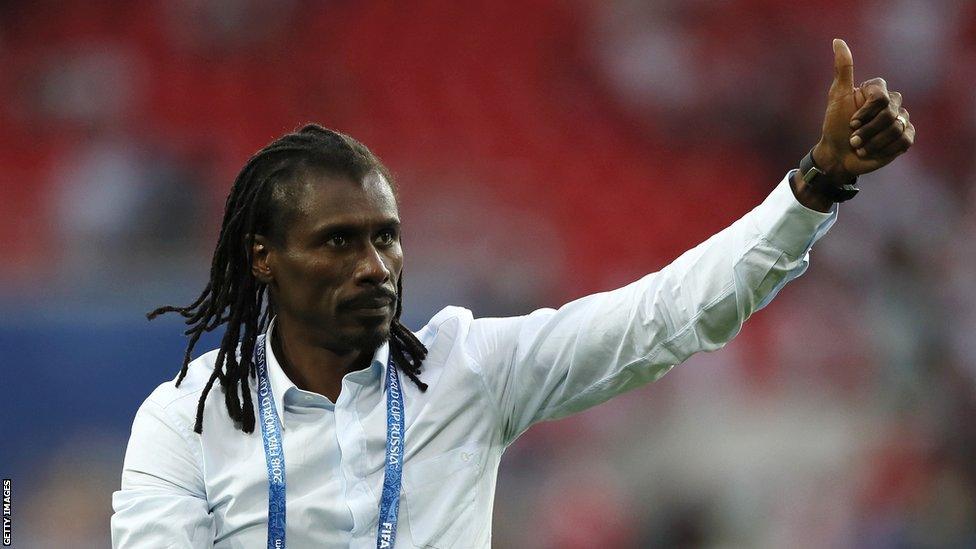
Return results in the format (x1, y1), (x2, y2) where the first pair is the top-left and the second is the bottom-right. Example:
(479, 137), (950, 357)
(348, 321), (392, 354)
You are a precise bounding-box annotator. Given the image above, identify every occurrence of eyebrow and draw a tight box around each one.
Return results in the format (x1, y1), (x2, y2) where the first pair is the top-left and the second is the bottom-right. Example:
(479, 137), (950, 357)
(309, 218), (401, 238)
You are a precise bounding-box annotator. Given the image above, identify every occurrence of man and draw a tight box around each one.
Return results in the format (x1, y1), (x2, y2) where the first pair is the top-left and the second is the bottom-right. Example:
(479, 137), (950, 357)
(112, 40), (914, 548)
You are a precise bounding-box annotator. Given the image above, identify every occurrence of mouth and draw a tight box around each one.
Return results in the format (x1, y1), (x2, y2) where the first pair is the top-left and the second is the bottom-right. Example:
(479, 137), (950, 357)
(347, 304), (391, 324)
(351, 302), (390, 314)
(343, 295), (394, 316)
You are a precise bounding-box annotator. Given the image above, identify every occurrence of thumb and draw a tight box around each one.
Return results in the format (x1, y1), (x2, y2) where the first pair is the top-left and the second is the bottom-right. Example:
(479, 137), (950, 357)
(831, 38), (854, 91)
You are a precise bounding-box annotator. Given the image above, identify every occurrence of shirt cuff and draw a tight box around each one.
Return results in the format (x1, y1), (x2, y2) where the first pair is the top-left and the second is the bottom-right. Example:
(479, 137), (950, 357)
(750, 169), (838, 257)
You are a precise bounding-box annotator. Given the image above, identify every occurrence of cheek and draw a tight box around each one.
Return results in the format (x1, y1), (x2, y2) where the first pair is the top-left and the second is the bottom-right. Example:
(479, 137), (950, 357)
(278, 253), (350, 303)
(387, 250), (404, 280)
(311, 262), (355, 299)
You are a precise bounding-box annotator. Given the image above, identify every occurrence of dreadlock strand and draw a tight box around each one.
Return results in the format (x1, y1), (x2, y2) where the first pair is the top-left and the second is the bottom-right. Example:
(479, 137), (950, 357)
(193, 368), (222, 434)
(211, 347), (238, 424)
(236, 311), (258, 432)
(235, 291), (261, 433)
(391, 344), (428, 392)
(389, 273), (429, 368)
(175, 327), (207, 387)
(257, 287), (273, 339)
(394, 274), (405, 319)
(218, 290), (250, 426)
(393, 320), (427, 360)
(218, 215), (266, 429)
(238, 362), (256, 433)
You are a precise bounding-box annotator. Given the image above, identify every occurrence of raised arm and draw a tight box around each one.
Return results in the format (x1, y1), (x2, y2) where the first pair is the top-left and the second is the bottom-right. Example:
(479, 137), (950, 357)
(466, 39), (913, 445)
(471, 172), (833, 443)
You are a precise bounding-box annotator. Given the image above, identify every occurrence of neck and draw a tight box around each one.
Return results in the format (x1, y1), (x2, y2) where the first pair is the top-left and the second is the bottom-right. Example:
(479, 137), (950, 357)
(270, 315), (374, 402)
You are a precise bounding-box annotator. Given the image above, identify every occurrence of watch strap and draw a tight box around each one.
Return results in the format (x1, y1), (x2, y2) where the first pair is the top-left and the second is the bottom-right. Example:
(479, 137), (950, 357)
(798, 149), (859, 203)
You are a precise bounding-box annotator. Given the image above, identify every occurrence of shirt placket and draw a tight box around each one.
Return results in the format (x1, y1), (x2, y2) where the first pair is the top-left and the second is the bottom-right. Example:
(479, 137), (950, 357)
(335, 380), (380, 543)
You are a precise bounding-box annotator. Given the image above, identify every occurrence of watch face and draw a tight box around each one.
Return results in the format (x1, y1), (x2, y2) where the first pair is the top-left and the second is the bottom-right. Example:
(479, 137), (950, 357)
(802, 166), (825, 183)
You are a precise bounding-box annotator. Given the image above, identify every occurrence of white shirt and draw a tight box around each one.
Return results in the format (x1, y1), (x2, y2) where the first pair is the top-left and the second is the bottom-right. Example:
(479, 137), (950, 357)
(112, 171), (836, 548)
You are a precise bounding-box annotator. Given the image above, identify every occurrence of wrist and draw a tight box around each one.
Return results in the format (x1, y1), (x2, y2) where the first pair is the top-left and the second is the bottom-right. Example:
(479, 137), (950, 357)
(795, 142), (859, 208)
(790, 169), (834, 213)
(811, 141), (856, 184)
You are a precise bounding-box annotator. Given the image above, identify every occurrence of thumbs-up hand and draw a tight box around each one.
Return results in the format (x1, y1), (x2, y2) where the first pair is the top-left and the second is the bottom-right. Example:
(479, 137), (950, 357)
(812, 39), (915, 179)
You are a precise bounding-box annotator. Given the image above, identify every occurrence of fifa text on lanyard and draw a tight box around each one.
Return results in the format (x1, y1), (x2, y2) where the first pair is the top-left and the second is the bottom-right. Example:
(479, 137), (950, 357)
(254, 333), (406, 549)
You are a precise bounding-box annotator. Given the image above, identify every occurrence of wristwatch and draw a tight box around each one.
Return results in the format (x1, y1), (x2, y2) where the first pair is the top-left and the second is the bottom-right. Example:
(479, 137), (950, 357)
(798, 148), (859, 202)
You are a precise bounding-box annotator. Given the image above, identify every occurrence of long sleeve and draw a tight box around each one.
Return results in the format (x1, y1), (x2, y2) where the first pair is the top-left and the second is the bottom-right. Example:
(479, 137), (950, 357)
(466, 171), (837, 444)
(111, 397), (214, 548)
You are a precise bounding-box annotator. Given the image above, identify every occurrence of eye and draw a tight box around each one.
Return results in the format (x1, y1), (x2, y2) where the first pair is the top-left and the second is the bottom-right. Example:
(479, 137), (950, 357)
(325, 233), (349, 248)
(375, 228), (398, 246)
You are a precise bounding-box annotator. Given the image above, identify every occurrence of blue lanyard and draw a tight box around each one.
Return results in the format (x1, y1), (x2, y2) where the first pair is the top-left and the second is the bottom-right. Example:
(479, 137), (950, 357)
(254, 333), (406, 549)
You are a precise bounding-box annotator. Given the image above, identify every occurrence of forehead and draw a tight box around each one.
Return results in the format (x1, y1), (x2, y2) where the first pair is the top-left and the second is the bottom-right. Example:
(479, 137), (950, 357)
(285, 170), (399, 233)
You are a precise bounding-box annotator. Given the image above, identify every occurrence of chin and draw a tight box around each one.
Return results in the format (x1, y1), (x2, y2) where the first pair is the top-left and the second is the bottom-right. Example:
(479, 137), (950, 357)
(350, 324), (392, 351)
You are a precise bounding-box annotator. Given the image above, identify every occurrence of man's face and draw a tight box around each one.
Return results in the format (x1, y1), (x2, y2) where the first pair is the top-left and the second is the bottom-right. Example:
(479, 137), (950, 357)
(253, 170), (402, 352)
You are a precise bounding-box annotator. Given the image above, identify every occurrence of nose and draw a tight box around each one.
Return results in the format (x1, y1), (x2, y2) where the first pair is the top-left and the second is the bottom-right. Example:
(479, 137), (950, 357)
(354, 244), (392, 286)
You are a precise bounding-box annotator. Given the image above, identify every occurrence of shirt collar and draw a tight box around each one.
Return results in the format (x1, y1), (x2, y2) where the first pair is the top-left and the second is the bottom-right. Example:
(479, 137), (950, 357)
(262, 318), (389, 430)
(354, 338), (389, 386)
(263, 318), (295, 430)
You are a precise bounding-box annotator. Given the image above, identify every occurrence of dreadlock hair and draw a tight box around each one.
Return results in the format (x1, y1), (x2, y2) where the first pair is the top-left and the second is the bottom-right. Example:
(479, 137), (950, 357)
(148, 123), (428, 435)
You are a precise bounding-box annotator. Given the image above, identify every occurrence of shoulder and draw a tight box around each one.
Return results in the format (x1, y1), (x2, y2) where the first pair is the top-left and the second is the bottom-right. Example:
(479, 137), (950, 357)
(145, 347), (221, 408)
(413, 305), (537, 373)
(138, 347), (224, 432)
(415, 305), (526, 351)
(425, 305), (474, 327)
(414, 305), (476, 344)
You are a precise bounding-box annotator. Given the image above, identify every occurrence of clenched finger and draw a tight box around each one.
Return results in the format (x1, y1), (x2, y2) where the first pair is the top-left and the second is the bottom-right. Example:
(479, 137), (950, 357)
(851, 101), (899, 146)
(858, 115), (906, 154)
(850, 78), (889, 127)
(876, 120), (915, 157)
(888, 91), (902, 110)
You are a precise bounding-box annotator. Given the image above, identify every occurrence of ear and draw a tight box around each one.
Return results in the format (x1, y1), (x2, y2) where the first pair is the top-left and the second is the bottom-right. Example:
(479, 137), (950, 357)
(250, 234), (274, 284)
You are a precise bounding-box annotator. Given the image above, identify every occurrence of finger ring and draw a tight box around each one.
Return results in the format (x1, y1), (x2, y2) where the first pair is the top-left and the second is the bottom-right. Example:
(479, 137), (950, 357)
(896, 114), (908, 131)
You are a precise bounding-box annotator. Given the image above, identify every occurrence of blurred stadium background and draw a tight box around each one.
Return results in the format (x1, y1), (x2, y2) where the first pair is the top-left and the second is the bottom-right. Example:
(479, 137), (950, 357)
(1, 0), (974, 547)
